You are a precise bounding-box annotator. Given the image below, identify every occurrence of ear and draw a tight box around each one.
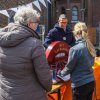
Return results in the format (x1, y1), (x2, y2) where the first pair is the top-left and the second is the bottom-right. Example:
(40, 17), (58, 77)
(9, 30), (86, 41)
(58, 19), (60, 22)
(27, 21), (30, 28)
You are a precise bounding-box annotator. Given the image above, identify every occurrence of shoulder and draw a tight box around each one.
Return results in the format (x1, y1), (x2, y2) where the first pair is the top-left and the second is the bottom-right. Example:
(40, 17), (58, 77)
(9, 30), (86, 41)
(47, 27), (58, 36)
(49, 27), (58, 33)
(70, 43), (87, 59)
(70, 42), (85, 52)
(69, 44), (82, 59)
(66, 25), (72, 32)
(23, 37), (42, 48)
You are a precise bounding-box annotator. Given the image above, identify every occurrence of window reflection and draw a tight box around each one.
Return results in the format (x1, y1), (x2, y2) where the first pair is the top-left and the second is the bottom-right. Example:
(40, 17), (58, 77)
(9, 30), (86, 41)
(72, 6), (78, 22)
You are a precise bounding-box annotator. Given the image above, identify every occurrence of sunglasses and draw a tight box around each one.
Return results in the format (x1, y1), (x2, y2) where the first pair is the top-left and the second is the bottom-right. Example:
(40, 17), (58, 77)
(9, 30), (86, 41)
(60, 21), (67, 24)
(31, 19), (40, 23)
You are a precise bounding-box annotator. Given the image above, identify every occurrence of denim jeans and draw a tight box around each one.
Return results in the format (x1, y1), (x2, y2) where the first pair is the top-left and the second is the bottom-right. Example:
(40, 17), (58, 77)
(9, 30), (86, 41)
(72, 81), (94, 100)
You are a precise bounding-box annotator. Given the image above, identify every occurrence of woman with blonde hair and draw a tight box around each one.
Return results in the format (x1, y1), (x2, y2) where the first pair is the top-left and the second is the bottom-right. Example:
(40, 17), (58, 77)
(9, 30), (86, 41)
(58, 22), (96, 100)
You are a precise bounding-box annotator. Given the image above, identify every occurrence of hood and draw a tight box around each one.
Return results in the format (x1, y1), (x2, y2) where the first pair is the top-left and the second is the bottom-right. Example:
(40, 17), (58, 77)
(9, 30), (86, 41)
(0, 23), (38, 48)
(75, 38), (85, 44)
(54, 23), (72, 32)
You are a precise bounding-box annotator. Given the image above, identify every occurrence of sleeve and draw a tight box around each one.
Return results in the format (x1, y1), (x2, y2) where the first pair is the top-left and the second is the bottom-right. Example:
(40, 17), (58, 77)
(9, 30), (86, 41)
(43, 30), (54, 48)
(60, 48), (79, 76)
(32, 40), (52, 92)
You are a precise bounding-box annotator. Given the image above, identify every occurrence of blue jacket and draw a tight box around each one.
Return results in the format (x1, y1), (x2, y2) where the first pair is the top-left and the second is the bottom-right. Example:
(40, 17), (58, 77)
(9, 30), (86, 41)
(43, 24), (75, 48)
(60, 38), (95, 88)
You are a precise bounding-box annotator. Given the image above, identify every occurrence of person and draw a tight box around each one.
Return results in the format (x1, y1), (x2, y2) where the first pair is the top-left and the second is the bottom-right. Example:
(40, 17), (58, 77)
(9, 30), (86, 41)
(43, 14), (75, 48)
(58, 22), (96, 100)
(0, 7), (52, 100)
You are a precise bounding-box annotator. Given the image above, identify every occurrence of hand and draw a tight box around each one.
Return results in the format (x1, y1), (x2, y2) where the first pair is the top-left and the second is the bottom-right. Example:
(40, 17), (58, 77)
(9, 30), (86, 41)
(60, 68), (69, 77)
(57, 69), (61, 75)
(57, 69), (65, 77)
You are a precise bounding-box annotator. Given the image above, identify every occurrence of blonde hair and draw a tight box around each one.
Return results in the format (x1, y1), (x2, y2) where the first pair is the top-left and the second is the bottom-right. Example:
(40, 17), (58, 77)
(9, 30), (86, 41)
(73, 22), (96, 57)
(14, 7), (40, 25)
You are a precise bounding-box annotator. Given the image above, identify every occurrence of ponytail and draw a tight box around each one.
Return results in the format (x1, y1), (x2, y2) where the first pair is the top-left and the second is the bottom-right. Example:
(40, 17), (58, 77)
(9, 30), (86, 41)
(74, 22), (96, 57)
(82, 31), (96, 57)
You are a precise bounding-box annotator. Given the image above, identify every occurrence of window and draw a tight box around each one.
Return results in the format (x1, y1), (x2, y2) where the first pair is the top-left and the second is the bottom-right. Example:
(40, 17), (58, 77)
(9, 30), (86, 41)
(71, 6), (78, 22)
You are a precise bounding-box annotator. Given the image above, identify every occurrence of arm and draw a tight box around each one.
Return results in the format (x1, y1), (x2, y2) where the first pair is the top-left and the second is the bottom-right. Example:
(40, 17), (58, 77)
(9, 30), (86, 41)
(43, 30), (54, 48)
(32, 40), (52, 92)
(60, 48), (79, 76)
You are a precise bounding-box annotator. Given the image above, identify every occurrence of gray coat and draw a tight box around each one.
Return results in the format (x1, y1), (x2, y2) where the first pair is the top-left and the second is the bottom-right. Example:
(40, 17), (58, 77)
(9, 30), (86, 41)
(60, 38), (95, 88)
(0, 23), (52, 100)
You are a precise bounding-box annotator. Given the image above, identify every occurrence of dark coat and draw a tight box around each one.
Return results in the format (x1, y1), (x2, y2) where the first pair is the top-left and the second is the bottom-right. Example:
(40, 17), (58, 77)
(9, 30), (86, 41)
(0, 23), (52, 100)
(43, 24), (75, 48)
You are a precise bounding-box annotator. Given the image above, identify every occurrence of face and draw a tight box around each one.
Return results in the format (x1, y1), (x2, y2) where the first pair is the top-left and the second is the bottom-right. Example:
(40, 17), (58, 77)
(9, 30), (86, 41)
(28, 20), (39, 31)
(58, 18), (68, 29)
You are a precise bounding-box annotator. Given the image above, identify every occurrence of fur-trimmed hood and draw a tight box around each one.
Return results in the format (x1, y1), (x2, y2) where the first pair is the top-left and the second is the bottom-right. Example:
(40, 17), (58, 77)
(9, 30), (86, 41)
(0, 23), (39, 47)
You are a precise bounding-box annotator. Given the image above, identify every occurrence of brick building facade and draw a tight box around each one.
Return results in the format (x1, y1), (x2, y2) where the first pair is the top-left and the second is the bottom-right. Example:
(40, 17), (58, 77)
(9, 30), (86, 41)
(50, 0), (100, 45)
(51, 0), (100, 27)
(0, 0), (47, 28)
(0, 0), (100, 45)
(0, 0), (32, 27)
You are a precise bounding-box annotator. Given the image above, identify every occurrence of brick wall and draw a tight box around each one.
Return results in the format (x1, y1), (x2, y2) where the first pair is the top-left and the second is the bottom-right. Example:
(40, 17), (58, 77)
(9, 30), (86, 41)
(93, 0), (100, 27)
(0, 0), (47, 28)
(0, 0), (34, 28)
(0, 0), (49, 36)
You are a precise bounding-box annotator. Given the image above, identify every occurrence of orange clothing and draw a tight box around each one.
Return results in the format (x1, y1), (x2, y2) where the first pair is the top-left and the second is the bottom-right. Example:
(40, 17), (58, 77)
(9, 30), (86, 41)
(48, 57), (100, 100)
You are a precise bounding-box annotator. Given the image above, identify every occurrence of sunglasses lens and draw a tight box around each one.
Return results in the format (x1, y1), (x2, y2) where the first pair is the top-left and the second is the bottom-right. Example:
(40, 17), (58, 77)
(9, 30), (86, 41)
(61, 22), (67, 24)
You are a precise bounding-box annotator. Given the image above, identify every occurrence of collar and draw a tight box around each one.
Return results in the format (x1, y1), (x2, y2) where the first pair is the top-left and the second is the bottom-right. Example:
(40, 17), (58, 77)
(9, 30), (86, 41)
(75, 38), (85, 44)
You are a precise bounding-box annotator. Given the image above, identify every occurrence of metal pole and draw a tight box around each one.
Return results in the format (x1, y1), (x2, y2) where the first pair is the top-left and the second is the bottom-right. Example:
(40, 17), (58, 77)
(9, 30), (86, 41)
(42, 25), (45, 43)
(81, 0), (84, 21)
(47, 0), (52, 32)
